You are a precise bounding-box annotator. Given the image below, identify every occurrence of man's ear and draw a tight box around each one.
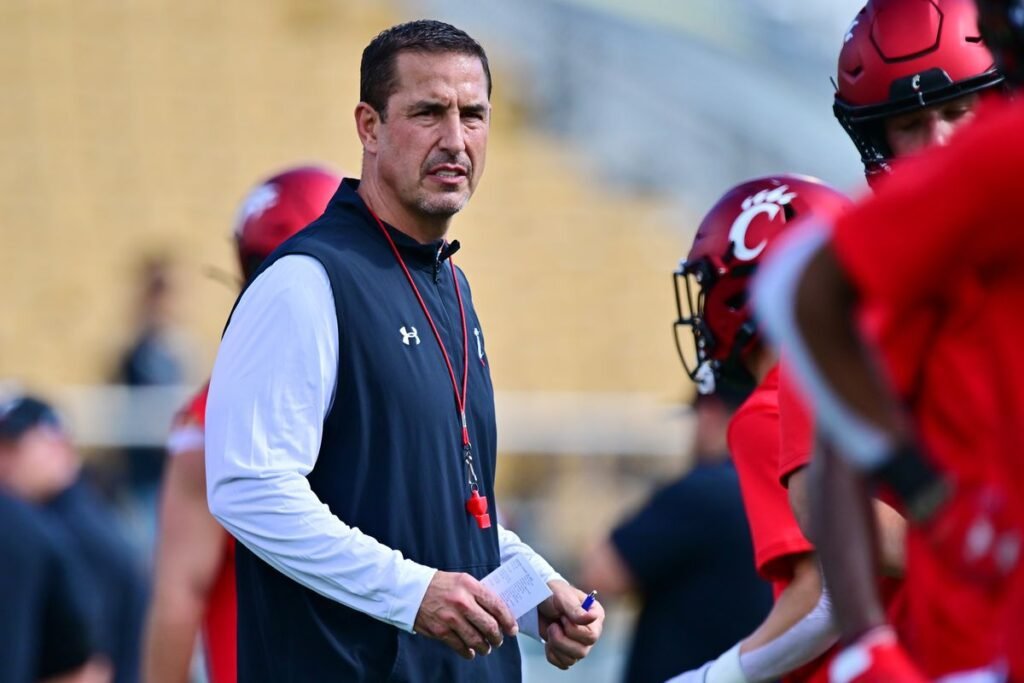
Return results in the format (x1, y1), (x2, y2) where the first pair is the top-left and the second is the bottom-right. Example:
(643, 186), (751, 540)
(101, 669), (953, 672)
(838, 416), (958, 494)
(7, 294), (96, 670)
(355, 102), (382, 153)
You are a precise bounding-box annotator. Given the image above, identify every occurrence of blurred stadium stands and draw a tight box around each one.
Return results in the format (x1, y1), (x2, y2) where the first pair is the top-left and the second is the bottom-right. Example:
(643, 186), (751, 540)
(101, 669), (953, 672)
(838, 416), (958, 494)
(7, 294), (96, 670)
(1, 1), (869, 680)
(408, 0), (868, 203)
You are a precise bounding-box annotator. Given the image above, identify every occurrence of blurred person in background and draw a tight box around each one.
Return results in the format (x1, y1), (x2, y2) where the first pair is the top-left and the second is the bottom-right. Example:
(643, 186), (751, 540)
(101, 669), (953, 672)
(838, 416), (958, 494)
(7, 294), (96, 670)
(0, 488), (109, 683)
(581, 388), (771, 683)
(142, 164), (343, 683)
(766, 1), (1007, 680)
(666, 176), (852, 683)
(0, 395), (147, 683)
(753, 0), (1024, 679)
(117, 256), (188, 390)
(205, 19), (603, 682)
(114, 256), (193, 556)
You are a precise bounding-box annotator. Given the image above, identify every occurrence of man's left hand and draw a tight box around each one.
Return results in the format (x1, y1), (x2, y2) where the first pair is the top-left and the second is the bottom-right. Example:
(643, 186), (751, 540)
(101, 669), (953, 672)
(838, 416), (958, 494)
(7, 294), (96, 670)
(537, 580), (604, 669)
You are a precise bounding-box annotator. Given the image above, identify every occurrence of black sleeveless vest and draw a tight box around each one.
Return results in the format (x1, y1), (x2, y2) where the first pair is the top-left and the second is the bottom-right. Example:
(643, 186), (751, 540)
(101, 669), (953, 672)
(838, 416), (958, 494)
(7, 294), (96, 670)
(231, 179), (521, 682)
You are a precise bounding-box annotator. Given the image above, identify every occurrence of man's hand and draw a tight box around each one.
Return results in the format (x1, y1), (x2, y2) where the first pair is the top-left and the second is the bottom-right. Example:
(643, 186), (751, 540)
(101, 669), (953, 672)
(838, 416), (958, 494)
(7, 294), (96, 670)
(537, 580), (604, 669)
(829, 626), (927, 683)
(414, 571), (518, 660)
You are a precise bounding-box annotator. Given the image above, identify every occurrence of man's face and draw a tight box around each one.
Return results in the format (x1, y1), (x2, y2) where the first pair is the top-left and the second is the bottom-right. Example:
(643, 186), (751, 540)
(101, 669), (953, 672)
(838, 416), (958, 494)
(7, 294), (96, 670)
(372, 51), (490, 222)
(0, 427), (74, 502)
(883, 93), (979, 157)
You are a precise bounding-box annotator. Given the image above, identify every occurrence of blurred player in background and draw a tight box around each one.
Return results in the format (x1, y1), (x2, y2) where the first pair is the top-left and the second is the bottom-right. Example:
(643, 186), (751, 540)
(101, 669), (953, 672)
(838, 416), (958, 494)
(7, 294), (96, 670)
(666, 175), (852, 683)
(142, 165), (342, 683)
(581, 388), (772, 683)
(753, 0), (1024, 679)
(773, 1), (1006, 680)
(0, 395), (146, 683)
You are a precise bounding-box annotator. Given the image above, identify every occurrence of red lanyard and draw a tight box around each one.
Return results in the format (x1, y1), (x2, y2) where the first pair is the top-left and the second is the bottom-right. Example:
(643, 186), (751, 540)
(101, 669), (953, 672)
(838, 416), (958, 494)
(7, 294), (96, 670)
(367, 208), (491, 529)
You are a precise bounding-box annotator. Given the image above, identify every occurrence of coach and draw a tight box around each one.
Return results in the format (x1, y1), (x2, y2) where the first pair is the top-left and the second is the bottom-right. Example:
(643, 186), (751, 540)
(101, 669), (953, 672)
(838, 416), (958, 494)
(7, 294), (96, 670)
(205, 19), (603, 682)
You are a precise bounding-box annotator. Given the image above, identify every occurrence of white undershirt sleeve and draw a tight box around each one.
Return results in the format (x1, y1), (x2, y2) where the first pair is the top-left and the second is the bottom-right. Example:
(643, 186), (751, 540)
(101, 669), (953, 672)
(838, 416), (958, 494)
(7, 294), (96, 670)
(738, 588), (838, 681)
(665, 589), (838, 683)
(166, 423), (204, 456)
(205, 255), (436, 633)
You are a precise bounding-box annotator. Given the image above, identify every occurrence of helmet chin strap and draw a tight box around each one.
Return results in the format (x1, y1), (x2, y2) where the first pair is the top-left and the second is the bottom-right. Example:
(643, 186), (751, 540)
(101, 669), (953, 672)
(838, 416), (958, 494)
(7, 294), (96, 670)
(716, 322), (760, 400)
(714, 362), (757, 403)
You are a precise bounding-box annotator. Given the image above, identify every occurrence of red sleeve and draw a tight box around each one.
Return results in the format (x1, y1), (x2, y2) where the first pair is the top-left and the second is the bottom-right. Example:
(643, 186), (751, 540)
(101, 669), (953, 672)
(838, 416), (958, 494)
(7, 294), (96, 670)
(183, 383), (210, 429)
(831, 98), (1024, 311)
(728, 393), (814, 582)
(778, 365), (815, 487)
(166, 383), (209, 456)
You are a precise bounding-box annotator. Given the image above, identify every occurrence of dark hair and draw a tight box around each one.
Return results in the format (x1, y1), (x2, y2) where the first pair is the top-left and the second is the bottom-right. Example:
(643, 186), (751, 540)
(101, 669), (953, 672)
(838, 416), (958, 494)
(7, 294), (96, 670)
(360, 20), (492, 120)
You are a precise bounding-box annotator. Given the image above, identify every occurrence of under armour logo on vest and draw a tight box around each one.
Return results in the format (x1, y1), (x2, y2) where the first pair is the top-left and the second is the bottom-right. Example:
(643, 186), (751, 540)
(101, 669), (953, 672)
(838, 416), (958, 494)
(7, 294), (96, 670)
(400, 326), (420, 346)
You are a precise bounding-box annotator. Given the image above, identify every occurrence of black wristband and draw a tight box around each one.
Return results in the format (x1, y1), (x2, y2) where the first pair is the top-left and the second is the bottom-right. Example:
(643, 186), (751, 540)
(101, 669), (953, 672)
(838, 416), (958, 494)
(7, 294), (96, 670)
(870, 443), (950, 522)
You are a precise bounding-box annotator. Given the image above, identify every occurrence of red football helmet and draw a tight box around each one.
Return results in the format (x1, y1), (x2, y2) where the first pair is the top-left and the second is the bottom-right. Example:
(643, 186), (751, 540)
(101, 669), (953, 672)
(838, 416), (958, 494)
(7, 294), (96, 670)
(835, 0), (1003, 180)
(234, 165), (343, 280)
(976, 0), (1024, 85)
(674, 175), (852, 395)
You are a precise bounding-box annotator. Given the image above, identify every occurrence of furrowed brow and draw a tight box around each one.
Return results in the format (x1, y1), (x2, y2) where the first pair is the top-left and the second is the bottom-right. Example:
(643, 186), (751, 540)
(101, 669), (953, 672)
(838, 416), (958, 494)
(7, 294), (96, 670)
(407, 100), (447, 114)
(460, 103), (489, 117)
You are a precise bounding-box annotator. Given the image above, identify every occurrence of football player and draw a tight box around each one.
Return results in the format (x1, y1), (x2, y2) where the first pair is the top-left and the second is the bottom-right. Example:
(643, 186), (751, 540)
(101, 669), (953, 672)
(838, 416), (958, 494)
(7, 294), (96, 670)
(667, 175), (852, 683)
(142, 166), (342, 683)
(753, 0), (1024, 680)
(774, 1), (1006, 679)
(833, 0), (1003, 185)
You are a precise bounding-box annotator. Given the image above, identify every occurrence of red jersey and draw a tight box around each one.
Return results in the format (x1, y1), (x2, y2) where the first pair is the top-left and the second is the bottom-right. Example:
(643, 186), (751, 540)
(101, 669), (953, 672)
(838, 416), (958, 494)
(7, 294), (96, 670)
(829, 96), (1024, 678)
(168, 384), (237, 683)
(727, 366), (830, 683)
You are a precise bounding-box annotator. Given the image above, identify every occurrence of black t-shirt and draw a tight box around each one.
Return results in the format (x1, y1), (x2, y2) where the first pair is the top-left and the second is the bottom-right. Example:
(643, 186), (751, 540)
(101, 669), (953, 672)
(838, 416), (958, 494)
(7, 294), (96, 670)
(0, 491), (93, 683)
(611, 460), (772, 683)
(45, 479), (148, 683)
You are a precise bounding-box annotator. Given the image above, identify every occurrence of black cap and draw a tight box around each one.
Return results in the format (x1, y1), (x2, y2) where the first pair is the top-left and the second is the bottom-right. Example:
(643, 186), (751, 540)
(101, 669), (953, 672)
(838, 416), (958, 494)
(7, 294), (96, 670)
(0, 396), (62, 442)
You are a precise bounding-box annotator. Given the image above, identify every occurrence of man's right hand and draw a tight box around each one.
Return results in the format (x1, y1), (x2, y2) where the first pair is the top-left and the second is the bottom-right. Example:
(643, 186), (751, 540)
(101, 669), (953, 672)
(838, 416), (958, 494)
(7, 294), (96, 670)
(414, 570), (519, 660)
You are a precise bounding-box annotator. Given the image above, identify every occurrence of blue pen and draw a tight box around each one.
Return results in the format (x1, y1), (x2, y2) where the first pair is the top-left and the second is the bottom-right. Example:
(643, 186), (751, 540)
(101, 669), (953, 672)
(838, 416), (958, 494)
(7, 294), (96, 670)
(581, 590), (598, 611)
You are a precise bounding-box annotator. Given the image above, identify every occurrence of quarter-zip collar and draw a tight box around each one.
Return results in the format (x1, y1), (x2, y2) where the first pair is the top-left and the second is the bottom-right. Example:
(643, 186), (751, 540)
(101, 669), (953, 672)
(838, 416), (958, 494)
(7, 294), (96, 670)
(328, 178), (450, 275)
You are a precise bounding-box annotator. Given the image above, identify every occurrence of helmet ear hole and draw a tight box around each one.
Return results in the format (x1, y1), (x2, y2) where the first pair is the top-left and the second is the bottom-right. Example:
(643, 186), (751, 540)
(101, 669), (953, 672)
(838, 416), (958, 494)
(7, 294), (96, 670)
(725, 291), (748, 311)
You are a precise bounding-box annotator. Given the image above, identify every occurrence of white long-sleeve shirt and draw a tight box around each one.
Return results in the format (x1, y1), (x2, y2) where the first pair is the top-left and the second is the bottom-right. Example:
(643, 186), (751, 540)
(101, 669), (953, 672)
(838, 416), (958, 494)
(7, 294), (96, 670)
(205, 254), (561, 636)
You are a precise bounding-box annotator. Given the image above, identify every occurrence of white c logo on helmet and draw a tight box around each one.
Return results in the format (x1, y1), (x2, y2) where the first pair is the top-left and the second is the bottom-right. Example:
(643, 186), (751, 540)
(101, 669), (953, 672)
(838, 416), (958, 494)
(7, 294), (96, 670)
(729, 185), (796, 261)
(911, 74), (921, 91)
(844, 18), (859, 43)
